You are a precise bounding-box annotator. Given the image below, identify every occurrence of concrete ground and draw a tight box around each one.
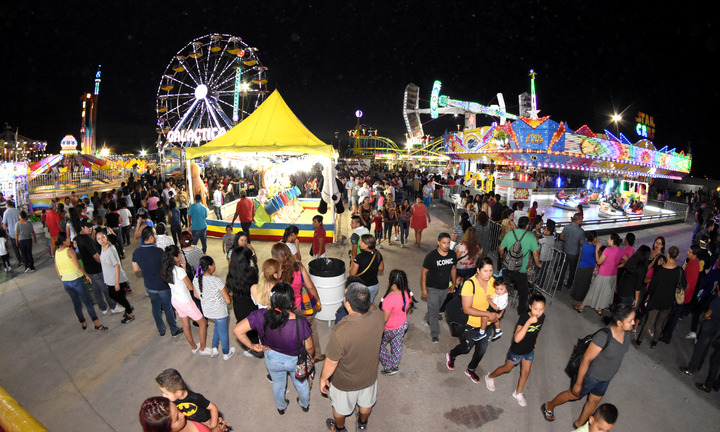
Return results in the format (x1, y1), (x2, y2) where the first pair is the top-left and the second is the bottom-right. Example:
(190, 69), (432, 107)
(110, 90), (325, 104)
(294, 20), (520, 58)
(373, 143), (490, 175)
(1, 203), (719, 431)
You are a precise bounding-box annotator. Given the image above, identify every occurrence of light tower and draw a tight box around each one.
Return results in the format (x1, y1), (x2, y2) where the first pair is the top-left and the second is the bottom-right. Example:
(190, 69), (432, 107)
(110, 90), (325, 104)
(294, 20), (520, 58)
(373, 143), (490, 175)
(526, 69), (540, 119)
(81, 65), (101, 154)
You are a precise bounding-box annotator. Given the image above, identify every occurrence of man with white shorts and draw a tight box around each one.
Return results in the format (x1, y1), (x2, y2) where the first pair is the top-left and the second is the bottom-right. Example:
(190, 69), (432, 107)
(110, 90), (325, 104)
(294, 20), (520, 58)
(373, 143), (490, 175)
(320, 283), (385, 432)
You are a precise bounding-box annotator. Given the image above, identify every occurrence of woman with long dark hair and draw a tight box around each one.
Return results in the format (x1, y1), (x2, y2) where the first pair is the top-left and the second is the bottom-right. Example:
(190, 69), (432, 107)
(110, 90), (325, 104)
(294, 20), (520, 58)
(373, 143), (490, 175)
(398, 198), (412, 247)
(66, 207), (82, 242)
(455, 227), (481, 284)
(542, 304), (634, 428)
(54, 232), (108, 331)
(474, 211), (491, 254)
(615, 245), (651, 308)
(195, 255), (234, 360)
(161, 245), (209, 355)
(233, 283), (314, 415)
(378, 269), (414, 375)
(227, 246), (259, 355)
(226, 231), (257, 266)
(96, 230), (135, 324)
(271, 242), (324, 362)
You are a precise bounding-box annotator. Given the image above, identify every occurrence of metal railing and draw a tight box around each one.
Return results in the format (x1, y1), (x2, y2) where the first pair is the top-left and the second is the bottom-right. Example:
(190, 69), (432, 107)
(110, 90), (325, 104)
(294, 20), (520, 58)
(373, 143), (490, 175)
(29, 170), (124, 189)
(662, 200), (690, 221)
(528, 245), (567, 303)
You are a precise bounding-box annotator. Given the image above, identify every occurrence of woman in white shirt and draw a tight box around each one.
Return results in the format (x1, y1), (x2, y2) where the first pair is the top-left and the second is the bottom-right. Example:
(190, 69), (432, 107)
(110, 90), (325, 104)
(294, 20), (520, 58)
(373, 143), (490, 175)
(161, 245), (210, 355)
(96, 231), (135, 324)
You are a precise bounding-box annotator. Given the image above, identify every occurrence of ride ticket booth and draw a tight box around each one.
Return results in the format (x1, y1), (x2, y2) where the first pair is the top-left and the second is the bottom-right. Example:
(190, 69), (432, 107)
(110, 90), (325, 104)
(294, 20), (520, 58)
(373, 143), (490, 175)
(494, 171), (535, 207)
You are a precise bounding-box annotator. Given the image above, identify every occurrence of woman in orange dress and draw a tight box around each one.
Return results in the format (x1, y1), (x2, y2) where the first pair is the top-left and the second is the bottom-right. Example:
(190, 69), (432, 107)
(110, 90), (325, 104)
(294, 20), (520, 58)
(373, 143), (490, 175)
(409, 197), (431, 247)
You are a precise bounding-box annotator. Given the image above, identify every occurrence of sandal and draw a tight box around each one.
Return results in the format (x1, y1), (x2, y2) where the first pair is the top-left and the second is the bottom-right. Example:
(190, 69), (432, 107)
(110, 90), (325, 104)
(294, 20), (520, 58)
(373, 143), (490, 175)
(314, 354), (326, 362)
(81, 322), (87, 331)
(541, 403), (555, 422)
(95, 324), (109, 332)
(573, 305), (583, 313)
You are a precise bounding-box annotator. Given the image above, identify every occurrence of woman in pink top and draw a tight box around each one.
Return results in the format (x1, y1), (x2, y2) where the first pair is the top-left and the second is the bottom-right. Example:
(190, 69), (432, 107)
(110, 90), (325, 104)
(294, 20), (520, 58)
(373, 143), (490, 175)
(576, 233), (625, 314)
(378, 269), (415, 375)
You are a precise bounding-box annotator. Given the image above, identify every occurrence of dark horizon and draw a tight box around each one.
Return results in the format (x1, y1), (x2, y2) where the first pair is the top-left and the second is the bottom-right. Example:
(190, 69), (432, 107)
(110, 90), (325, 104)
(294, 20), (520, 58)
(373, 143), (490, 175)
(1, 2), (715, 176)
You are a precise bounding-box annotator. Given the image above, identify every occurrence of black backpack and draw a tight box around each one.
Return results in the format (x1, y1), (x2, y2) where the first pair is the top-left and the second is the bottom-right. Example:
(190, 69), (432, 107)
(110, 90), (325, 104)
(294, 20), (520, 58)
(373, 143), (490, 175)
(503, 230), (529, 272)
(445, 279), (475, 336)
(564, 328), (611, 379)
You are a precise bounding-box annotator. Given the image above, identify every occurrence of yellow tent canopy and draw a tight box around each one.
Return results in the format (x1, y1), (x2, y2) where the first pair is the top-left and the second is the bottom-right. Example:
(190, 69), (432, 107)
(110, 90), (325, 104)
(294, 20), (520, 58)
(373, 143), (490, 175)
(185, 90), (336, 159)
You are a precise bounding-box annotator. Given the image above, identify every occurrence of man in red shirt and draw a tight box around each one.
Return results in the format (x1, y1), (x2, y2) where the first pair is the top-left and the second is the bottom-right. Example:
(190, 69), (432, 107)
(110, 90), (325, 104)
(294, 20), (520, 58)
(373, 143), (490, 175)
(312, 215), (327, 259)
(231, 190), (255, 242)
(660, 244), (701, 343)
(45, 203), (63, 256)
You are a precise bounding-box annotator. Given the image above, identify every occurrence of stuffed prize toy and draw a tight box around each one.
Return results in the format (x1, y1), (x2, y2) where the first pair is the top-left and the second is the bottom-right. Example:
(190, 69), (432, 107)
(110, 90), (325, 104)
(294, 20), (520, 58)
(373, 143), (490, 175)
(318, 166), (346, 214)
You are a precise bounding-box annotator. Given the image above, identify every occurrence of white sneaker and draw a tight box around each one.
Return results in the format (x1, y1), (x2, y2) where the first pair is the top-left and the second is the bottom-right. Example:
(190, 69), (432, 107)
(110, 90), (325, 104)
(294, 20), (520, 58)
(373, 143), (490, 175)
(110, 306), (125, 314)
(192, 345), (201, 354)
(686, 332), (697, 340)
(211, 347), (219, 358)
(484, 373), (495, 392)
(243, 350), (255, 357)
(198, 347), (213, 356)
(101, 308), (109, 315)
(512, 391), (527, 407)
(223, 347), (236, 361)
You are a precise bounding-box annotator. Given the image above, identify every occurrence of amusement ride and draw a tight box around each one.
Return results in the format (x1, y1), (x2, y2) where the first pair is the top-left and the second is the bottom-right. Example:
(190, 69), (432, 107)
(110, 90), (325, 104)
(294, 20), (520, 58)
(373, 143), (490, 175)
(156, 34), (269, 147)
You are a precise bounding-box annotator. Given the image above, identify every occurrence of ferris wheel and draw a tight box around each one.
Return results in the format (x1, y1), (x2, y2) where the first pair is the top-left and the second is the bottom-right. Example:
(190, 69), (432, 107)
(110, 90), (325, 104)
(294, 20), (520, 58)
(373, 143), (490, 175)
(156, 33), (269, 146)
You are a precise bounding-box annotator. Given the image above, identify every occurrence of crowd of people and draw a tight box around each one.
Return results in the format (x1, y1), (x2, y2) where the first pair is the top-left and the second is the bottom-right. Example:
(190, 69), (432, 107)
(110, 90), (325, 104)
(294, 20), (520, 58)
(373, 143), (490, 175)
(6, 166), (719, 431)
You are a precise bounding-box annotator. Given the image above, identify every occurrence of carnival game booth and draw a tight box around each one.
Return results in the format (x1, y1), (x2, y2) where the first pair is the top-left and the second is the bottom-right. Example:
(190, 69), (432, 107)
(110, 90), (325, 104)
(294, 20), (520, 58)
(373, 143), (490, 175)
(445, 116), (691, 228)
(185, 90), (337, 242)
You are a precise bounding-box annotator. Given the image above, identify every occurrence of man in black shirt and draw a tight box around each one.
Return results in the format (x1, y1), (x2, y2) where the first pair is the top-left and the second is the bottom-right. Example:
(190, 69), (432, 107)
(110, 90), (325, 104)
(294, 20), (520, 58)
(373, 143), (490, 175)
(421, 232), (457, 343)
(491, 194), (504, 222)
(75, 220), (122, 314)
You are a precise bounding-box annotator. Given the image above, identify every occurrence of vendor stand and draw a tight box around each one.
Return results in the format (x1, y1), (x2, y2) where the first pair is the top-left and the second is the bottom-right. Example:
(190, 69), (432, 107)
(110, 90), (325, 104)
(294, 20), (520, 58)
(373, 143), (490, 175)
(184, 90), (338, 242)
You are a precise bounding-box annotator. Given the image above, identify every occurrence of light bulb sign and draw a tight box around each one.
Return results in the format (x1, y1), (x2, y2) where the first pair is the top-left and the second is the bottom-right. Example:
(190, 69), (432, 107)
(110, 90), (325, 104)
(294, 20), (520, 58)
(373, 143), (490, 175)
(167, 127), (227, 144)
(635, 112), (655, 140)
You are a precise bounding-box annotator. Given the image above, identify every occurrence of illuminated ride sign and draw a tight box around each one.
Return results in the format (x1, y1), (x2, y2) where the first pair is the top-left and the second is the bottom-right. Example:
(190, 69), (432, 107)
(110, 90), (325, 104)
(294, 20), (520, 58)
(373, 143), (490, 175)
(635, 112), (655, 140)
(166, 127), (227, 144)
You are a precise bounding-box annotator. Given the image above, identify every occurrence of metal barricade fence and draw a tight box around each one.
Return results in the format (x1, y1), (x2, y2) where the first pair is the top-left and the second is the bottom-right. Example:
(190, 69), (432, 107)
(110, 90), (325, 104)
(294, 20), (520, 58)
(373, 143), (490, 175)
(528, 245), (566, 303)
(483, 221), (503, 263)
(662, 200), (690, 221)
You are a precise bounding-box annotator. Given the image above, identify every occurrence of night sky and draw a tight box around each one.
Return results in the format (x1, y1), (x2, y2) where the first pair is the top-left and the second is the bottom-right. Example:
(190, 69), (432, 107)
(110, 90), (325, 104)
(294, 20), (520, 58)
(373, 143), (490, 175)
(1, 2), (716, 175)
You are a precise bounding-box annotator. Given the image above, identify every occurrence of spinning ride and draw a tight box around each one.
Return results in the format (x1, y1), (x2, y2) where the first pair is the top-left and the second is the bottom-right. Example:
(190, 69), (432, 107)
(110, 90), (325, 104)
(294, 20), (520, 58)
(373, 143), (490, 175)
(156, 34), (269, 146)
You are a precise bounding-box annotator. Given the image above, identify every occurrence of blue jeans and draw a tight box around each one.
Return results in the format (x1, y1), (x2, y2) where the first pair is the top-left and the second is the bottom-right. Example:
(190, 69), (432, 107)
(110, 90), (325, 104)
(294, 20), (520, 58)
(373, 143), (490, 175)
(399, 220), (410, 244)
(264, 349), (310, 410)
(146, 288), (178, 334)
(367, 284), (379, 304)
(211, 316), (230, 354)
(191, 228), (207, 253)
(63, 277), (98, 324)
(88, 272), (113, 311)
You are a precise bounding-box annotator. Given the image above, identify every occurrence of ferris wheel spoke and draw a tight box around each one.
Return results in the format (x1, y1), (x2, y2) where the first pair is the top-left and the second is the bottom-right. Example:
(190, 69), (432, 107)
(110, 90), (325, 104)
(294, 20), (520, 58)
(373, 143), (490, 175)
(209, 99), (234, 129)
(209, 56), (238, 88)
(207, 45), (230, 87)
(203, 99), (226, 129)
(174, 99), (201, 131)
(177, 57), (202, 88)
(161, 74), (192, 88)
(158, 92), (196, 100)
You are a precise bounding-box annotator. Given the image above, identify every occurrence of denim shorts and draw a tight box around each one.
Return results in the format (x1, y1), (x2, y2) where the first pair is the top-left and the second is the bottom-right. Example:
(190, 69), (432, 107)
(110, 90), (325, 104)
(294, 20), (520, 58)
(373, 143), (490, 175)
(577, 374), (610, 397)
(506, 348), (534, 364)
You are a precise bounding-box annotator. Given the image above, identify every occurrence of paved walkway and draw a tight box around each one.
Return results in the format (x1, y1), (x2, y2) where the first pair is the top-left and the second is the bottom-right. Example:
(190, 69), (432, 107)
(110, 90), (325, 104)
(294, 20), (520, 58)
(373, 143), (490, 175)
(1, 203), (719, 431)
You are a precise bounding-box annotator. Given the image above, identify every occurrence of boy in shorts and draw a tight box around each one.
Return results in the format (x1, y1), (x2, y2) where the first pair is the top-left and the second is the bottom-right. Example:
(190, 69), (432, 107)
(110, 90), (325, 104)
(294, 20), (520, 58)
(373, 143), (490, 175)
(221, 224), (234, 259)
(156, 368), (228, 432)
(474, 276), (509, 341)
